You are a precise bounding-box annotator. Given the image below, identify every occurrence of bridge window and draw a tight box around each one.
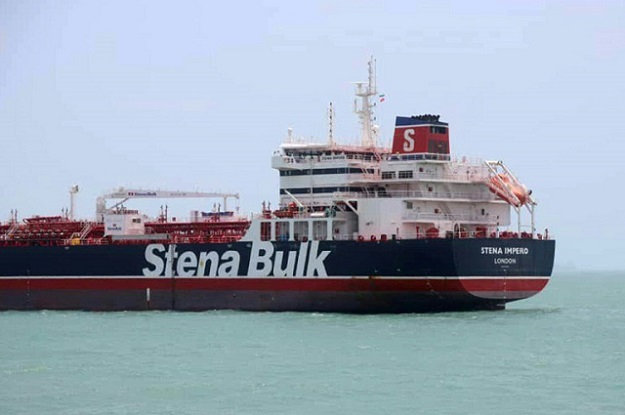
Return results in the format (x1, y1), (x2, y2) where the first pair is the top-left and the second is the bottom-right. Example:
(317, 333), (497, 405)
(280, 168), (374, 176)
(398, 170), (413, 179)
(381, 171), (396, 180)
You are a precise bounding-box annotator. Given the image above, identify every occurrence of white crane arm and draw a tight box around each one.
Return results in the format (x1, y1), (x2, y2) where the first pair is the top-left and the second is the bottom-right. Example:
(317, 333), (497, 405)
(95, 187), (240, 218)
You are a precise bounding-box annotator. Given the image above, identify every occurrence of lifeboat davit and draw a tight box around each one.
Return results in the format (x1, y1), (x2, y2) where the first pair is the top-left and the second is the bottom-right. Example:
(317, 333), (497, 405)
(488, 174), (529, 207)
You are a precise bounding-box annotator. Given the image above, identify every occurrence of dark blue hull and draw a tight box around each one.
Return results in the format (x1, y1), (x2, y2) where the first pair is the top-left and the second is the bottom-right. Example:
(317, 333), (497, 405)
(0, 238), (555, 312)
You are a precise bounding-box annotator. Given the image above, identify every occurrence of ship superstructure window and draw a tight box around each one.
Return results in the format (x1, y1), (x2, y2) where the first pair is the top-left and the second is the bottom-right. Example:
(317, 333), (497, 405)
(284, 150), (378, 162)
(280, 186), (369, 195)
(280, 168), (374, 176)
(397, 153), (450, 161)
(281, 188), (311, 194)
(398, 170), (413, 179)
(280, 170), (312, 177)
(381, 171), (396, 180)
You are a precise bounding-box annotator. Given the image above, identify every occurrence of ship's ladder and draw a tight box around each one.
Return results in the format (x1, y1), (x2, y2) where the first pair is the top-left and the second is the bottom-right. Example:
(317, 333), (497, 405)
(6, 222), (19, 238)
(358, 157), (381, 182)
(79, 222), (93, 240)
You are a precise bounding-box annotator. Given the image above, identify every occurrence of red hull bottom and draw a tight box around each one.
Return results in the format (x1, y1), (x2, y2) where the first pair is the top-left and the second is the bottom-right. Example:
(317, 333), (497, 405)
(0, 277), (548, 313)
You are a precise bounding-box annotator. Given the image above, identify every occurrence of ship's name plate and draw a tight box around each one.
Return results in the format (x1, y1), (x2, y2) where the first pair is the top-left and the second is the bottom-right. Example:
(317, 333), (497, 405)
(481, 247), (529, 255)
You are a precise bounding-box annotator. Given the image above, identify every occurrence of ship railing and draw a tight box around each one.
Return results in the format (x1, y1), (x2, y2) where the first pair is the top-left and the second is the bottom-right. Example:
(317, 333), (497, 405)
(377, 169), (490, 183)
(75, 235), (246, 246)
(329, 233), (356, 241)
(333, 190), (497, 201)
(332, 192), (364, 200)
(62, 237), (110, 246)
(416, 170), (490, 183)
(0, 229), (553, 248)
(281, 153), (488, 169)
(254, 210), (344, 220)
(402, 212), (500, 224)
(280, 152), (382, 165)
(170, 235), (243, 244)
(337, 230), (550, 242)
(384, 189), (497, 200)
(148, 215), (248, 224)
(382, 153), (485, 165)
(383, 153), (451, 162)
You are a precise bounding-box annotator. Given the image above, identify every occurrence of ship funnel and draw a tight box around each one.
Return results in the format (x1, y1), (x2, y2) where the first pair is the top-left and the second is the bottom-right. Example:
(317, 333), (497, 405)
(391, 115), (450, 155)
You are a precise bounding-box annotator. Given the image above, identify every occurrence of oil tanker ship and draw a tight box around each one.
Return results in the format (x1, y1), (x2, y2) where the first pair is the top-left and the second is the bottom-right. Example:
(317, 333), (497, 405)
(0, 60), (555, 312)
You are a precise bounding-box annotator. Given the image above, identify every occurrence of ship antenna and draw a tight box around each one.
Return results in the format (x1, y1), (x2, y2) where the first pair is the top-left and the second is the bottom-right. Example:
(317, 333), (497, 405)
(353, 56), (377, 148)
(327, 102), (336, 146)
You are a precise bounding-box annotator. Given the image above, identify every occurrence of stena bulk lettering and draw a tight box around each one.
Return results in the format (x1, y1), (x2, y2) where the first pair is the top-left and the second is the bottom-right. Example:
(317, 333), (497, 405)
(142, 242), (331, 277)
(247, 241), (331, 277)
(142, 244), (240, 277)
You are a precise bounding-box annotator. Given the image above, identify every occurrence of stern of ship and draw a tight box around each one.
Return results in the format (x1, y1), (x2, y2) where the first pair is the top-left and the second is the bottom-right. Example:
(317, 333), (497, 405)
(451, 238), (556, 306)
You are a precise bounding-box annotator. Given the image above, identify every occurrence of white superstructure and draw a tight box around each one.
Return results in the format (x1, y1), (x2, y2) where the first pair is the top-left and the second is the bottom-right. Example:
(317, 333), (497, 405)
(265, 58), (538, 242)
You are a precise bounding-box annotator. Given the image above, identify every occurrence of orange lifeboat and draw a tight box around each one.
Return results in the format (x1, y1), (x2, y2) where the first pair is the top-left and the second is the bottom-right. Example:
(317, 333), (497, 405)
(273, 202), (299, 218)
(488, 174), (529, 207)
(273, 210), (295, 218)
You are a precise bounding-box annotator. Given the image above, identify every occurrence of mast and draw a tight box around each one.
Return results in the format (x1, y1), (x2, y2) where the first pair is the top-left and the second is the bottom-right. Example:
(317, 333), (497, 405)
(327, 102), (336, 146)
(353, 57), (377, 148)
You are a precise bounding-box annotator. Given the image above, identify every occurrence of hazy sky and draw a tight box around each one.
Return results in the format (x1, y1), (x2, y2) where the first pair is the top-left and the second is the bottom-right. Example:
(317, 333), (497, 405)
(1, 0), (623, 270)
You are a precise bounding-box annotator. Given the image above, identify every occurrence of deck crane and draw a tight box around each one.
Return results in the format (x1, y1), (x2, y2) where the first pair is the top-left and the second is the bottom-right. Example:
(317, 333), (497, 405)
(95, 187), (239, 220)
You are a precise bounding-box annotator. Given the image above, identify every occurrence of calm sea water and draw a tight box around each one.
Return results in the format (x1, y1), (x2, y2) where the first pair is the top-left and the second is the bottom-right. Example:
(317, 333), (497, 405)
(1, 271), (624, 415)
